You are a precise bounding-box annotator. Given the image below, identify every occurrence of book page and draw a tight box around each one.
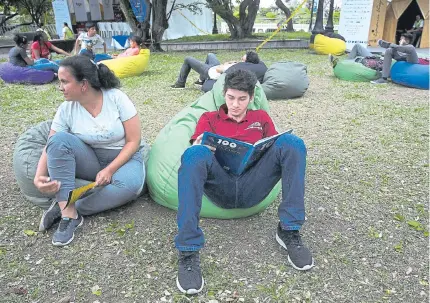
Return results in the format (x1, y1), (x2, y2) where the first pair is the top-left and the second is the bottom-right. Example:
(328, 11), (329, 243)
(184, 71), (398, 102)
(245, 129), (294, 172)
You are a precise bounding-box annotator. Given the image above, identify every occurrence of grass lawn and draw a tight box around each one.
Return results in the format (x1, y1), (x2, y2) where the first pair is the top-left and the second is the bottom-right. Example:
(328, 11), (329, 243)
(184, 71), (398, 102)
(0, 49), (428, 303)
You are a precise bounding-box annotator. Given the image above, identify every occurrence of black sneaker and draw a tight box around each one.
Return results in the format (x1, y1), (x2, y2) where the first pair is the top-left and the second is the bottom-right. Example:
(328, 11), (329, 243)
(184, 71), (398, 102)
(39, 200), (61, 232)
(52, 215), (84, 246)
(171, 83), (185, 89)
(176, 251), (204, 294)
(378, 39), (392, 49)
(194, 79), (204, 86)
(276, 223), (314, 271)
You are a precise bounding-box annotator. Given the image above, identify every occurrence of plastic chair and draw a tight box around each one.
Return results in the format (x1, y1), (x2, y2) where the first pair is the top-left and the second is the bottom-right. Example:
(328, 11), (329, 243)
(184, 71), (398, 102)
(121, 22), (133, 36)
(97, 22), (109, 38)
(110, 23), (122, 36)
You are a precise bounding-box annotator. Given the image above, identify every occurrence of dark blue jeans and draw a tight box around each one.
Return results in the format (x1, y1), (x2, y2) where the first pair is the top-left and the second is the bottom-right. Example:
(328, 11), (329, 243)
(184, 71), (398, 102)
(175, 133), (307, 251)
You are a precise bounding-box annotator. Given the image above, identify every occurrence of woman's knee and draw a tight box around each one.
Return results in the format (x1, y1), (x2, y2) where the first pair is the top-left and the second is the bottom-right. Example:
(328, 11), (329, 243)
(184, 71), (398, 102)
(46, 132), (76, 153)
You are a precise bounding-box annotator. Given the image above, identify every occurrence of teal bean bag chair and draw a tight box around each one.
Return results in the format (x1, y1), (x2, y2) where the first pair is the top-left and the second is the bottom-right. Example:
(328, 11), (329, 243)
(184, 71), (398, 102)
(13, 120), (151, 210)
(261, 61), (309, 100)
(147, 74), (281, 219)
(333, 60), (380, 82)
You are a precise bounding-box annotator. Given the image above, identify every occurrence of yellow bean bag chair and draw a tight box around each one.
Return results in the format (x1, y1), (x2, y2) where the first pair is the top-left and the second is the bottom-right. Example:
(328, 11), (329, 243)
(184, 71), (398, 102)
(100, 49), (150, 78)
(313, 34), (346, 56)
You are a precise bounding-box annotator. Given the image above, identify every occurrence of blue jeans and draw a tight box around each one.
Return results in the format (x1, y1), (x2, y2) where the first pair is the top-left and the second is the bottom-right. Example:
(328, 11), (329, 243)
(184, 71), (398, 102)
(175, 133), (306, 251)
(78, 49), (112, 62)
(176, 53), (220, 85)
(46, 132), (145, 216)
(29, 58), (59, 73)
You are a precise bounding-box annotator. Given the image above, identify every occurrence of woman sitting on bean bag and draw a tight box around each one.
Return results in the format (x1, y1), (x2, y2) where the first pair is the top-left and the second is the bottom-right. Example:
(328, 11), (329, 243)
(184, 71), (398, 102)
(0, 34), (55, 84)
(30, 33), (71, 72)
(8, 34), (34, 67)
(34, 56), (146, 246)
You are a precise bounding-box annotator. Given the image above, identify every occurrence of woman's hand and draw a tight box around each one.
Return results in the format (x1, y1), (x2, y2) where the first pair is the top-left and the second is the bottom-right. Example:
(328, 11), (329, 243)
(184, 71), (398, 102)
(95, 167), (114, 186)
(34, 176), (61, 194)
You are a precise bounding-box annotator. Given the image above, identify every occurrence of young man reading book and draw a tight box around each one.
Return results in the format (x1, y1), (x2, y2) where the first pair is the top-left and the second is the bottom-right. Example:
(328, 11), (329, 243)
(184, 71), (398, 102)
(175, 69), (314, 295)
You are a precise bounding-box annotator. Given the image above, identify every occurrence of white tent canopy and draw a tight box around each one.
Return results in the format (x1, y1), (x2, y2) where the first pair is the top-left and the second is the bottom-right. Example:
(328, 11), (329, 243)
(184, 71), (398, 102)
(162, 0), (213, 40)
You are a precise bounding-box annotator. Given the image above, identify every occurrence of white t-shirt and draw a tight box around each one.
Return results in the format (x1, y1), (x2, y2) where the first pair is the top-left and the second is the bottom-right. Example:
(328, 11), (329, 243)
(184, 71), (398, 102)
(77, 32), (104, 50)
(52, 89), (137, 149)
(208, 63), (235, 80)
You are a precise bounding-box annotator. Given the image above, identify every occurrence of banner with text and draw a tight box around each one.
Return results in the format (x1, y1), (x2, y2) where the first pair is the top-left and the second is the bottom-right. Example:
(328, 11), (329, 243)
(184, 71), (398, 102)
(52, 0), (73, 38)
(102, 0), (115, 20)
(72, 0), (88, 22)
(130, 0), (147, 23)
(338, 0), (374, 50)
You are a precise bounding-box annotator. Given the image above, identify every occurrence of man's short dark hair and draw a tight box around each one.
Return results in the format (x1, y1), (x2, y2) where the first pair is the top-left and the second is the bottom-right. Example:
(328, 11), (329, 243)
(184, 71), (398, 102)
(224, 69), (257, 97)
(401, 33), (414, 43)
(245, 51), (260, 64)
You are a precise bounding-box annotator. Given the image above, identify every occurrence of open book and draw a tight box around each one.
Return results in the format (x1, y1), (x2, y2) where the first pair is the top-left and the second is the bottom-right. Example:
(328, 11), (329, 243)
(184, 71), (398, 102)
(63, 182), (97, 209)
(201, 129), (293, 175)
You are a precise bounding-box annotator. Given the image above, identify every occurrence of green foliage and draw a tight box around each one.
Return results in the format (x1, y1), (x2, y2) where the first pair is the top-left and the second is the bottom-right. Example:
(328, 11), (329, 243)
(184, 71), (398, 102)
(265, 12), (277, 19)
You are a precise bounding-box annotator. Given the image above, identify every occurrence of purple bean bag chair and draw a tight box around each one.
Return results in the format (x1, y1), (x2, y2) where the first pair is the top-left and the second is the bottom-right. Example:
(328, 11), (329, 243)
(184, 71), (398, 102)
(0, 62), (55, 84)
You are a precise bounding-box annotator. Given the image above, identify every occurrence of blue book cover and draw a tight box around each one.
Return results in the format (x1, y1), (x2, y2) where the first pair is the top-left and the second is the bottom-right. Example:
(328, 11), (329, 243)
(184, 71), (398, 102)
(201, 129), (293, 175)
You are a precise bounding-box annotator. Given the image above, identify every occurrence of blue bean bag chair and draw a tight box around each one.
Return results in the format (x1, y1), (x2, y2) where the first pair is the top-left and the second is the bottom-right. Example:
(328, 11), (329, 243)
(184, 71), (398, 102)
(0, 62), (55, 84)
(390, 61), (429, 90)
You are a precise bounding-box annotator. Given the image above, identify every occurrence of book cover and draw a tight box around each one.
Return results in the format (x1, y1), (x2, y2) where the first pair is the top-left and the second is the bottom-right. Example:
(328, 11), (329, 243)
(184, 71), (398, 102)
(201, 129), (293, 175)
(63, 182), (97, 209)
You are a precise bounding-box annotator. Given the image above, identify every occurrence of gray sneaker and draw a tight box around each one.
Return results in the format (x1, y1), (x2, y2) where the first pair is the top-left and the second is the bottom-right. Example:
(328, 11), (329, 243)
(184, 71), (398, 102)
(176, 251), (204, 295)
(39, 200), (61, 232)
(276, 223), (314, 271)
(52, 215), (84, 246)
(371, 78), (388, 84)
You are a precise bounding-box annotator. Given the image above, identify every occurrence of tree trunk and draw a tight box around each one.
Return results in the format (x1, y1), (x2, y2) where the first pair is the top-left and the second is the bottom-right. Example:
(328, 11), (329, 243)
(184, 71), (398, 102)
(206, 0), (260, 39)
(325, 0), (334, 33)
(311, 0), (325, 34)
(151, 0), (169, 51)
(275, 0), (294, 32)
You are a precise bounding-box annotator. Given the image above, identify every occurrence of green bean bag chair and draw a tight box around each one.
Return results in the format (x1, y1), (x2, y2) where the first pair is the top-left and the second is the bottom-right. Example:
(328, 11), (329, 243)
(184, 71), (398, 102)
(147, 74), (281, 219)
(262, 61), (309, 100)
(333, 60), (380, 82)
(13, 120), (150, 210)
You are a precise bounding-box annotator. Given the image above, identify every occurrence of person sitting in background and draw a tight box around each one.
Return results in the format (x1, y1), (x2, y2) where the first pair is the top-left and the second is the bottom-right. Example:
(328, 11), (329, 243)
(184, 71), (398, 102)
(62, 22), (75, 40)
(8, 34), (34, 67)
(36, 25), (52, 41)
(74, 22), (109, 61)
(170, 53), (238, 89)
(407, 15), (424, 46)
(371, 34), (418, 84)
(31, 33), (71, 60)
(113, 35), (143, 58)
